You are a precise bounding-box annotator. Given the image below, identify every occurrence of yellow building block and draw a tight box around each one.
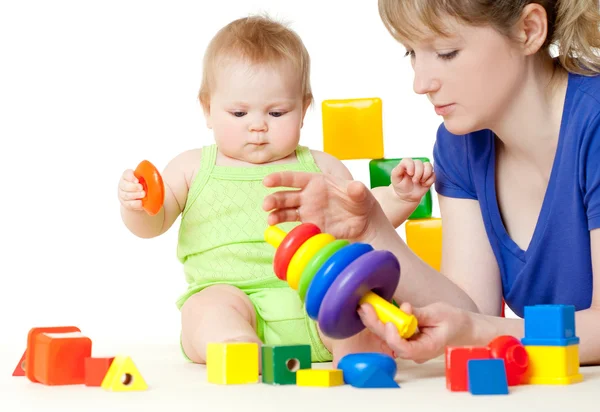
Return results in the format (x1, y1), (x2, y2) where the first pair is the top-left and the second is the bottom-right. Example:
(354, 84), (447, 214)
(207, 342), (259, 385)
(322, 97), (384, 160)
(296, 369), (344, 387)
(101, 355), (148, 392)
(523, 345), (583, 385)
(405, 218), (442, 271)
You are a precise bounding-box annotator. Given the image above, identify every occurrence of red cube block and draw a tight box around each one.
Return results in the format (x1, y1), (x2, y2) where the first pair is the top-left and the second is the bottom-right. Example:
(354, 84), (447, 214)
(85, 357), (115, 386)
(445, 346), (491, 391)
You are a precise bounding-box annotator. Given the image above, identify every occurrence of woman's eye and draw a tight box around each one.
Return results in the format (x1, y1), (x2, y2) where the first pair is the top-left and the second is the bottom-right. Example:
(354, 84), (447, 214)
(404, 50), (415, 58)
(438, 50), (459, 60)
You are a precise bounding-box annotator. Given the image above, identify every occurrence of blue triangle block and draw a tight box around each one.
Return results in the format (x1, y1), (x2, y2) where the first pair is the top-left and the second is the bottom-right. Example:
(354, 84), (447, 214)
(351, 366), (400, 388)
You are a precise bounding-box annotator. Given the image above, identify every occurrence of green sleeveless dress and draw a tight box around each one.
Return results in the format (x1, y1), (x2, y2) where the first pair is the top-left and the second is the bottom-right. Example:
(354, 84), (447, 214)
(176, 144), (332, 362)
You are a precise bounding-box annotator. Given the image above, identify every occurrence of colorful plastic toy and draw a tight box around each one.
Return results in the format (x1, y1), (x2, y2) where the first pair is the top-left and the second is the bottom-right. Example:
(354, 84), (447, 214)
(445, 346), (491, 392)
(101, 355), (148, 391)
(522, 304), (579, 346)
(296, 369), (344, 387)
(85, 357), (115, 387)
(322, 97), (384, 160)
(265, 224), (418, 340)
(405, 218), (442, 272)
(12, 350), (26, 376)
(207, 342), (259, 385)
(261, 344), (311, 385)
(521, 304), (583, 385)
(133, 160), (165, 216)
(338, 353), (399, 388)
(369, 158), (433, 220)
(26, 326), (92, 385)
(467, 359), (509, 395)
(488, 335), (528, 386)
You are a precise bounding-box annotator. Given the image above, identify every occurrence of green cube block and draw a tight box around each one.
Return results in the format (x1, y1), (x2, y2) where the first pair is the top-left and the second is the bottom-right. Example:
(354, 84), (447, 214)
(261, 344), (311, 385)
(369, 157), (433, 220)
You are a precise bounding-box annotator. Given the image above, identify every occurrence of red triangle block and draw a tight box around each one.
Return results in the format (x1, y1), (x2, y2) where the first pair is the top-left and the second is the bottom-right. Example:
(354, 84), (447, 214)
(12, 350), (26, 376)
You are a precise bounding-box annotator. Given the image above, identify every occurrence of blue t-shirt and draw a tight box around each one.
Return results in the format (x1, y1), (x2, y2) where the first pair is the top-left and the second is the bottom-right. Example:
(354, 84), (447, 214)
(433, 72), (600, 318)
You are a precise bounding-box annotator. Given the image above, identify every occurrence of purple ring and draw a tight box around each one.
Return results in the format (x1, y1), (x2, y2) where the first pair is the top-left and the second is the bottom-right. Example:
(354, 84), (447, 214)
(318, 250), (400, 339)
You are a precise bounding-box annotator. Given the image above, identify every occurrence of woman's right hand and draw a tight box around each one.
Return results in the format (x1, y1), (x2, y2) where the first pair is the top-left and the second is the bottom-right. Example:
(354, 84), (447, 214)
(262, 171), (387, 242)
(118, 169), (145, 211)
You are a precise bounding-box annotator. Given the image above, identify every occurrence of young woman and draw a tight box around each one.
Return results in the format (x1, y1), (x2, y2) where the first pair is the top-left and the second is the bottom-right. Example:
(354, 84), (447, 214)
(262, 0), (600, 365)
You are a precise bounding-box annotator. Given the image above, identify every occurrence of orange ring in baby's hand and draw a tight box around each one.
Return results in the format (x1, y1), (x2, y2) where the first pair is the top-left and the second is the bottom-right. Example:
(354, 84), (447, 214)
(133, 160), (165, 216)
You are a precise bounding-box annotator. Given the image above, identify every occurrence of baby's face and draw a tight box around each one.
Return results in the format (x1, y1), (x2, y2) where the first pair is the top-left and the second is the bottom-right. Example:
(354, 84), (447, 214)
(205, 59), (307, 164)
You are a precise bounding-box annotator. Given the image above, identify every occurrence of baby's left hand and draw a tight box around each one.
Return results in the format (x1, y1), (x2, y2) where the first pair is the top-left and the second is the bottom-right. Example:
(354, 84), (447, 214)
(390, 158), (435, 203)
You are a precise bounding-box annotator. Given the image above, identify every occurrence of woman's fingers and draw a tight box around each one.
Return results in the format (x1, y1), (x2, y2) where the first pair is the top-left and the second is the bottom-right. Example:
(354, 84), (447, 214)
(263, 190), (302, 212)
(263, 171), (315, 189)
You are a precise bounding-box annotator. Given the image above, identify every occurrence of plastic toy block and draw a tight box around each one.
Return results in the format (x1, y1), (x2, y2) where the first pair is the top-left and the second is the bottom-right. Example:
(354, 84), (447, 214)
(467, 359), (509, 395)
(322, 97), (384, 160)
(445, 346), (491, 391)
(261, 344), (311, 385)
(207, 342), (259, 385)
(296, 369), (344, 387)
(85, 357), (115, 387)
(12, 350), (26, 376)
(351, 366), (400, 388)
(405, 218), (442, 271)
(521, 304), (579, 346)
(101, 355), (148, 391)
(522, 345), (583, 385)
(487, 335), (529, 386)
(26, 326), (92, 385)
(369, 158), (433, 219)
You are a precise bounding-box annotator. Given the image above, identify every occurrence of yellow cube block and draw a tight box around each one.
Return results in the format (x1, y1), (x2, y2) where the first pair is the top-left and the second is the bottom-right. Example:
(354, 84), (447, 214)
(322, 97), (384, 160)
(296, 369), (344, 387)
(405, 218), (442, 271)
(206, 342), (259, 385)
(524, 345), (583, 385)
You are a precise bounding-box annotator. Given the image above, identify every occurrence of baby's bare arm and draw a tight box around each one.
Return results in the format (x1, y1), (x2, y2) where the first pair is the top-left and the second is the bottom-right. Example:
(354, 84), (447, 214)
(120, 149), (201, 238)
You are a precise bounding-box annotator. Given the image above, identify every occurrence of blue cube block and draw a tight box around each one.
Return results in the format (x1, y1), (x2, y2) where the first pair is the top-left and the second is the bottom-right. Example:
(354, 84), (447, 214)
(521, 304), (579, 346)
(467, 359), (509, 395)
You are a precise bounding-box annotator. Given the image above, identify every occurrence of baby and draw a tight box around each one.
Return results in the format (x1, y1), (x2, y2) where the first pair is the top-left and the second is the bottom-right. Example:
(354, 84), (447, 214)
(117, 15), (434, 367)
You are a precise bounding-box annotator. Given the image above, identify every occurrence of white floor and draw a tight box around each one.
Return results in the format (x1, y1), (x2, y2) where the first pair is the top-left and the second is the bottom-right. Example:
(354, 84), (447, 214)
(2, 342), (599, 412)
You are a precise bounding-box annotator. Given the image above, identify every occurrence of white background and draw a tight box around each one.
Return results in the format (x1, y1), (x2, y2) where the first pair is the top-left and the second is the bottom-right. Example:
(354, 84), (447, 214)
(1, 0), (450, 347)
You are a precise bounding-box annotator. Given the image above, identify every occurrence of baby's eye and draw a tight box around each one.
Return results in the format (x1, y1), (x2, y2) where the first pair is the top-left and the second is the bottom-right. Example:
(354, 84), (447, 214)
(269, 111), (285, 117)
(404, 50), (415, 58)
(231, 111), (246, 117)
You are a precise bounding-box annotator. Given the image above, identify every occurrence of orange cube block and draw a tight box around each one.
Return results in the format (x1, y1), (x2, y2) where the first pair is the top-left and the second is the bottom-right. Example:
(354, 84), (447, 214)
(85, 357), (115, 386)
(26, 326), (92, 385)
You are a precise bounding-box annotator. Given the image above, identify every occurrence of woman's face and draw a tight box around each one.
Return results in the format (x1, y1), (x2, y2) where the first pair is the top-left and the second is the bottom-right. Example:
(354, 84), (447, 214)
(403, 18), (527, 135)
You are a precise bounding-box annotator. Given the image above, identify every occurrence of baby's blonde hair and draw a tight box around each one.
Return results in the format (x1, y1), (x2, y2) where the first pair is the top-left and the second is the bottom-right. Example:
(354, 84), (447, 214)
(198, 15), (313, 110)
(378, 0), (600, 76)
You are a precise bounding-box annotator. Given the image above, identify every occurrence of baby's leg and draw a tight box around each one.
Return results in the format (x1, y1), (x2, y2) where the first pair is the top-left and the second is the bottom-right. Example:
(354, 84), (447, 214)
(181, 284), (262, 364)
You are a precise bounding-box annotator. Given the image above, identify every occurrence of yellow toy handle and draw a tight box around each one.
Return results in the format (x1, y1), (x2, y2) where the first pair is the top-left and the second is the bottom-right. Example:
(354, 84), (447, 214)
(359, 293), (418, 339)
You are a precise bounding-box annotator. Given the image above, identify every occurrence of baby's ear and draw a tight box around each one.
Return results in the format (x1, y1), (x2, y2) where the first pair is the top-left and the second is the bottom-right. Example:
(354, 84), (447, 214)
(201, 103), (212, 129)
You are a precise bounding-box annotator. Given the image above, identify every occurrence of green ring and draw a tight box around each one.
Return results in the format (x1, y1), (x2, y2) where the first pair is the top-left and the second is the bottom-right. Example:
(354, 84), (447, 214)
(297, 239), (350, 302)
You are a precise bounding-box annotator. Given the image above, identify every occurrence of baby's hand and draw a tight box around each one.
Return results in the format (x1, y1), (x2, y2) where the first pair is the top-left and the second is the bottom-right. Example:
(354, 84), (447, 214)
(118, 169), (146, 211)
(390, 158), (435, 203)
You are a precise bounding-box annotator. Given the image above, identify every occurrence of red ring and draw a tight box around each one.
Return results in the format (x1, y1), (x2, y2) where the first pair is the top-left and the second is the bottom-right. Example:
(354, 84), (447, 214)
(134, 160), (165, 216)
(273, 223), (321, 280)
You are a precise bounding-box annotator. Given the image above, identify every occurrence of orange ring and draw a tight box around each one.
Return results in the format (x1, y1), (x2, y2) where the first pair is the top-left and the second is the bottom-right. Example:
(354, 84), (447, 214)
(133, 160), (165, 216)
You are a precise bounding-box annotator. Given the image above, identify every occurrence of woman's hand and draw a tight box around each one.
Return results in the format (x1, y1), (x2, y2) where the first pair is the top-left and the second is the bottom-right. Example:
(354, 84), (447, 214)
(358, 301), (474, 363)
(263, 171), (387, 242)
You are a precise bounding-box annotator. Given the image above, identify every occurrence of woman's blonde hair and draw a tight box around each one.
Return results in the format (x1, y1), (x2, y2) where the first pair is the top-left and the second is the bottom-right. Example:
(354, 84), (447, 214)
(198, 15), (312, 110)
(378, 0), (600, 76)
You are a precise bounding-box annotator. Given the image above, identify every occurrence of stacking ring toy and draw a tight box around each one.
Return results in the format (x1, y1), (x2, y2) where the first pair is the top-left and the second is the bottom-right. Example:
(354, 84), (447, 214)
(133, 160), (165, 216)
(265, 224), (418, 340)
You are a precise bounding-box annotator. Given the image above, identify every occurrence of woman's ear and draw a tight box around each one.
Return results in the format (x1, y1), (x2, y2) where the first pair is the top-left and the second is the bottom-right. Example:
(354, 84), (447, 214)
(517, 3), (549, 56)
